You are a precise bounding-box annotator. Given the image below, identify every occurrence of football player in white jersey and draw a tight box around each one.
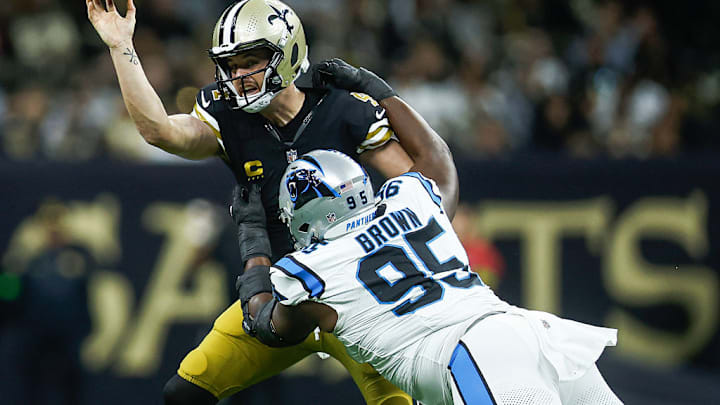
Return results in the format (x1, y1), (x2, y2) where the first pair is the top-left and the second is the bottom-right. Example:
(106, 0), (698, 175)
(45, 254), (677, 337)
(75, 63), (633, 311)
(233, 86), (624, 404)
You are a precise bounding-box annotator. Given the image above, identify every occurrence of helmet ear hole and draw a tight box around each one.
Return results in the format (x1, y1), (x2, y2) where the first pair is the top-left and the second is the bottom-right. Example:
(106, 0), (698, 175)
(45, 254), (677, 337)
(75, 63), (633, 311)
(291, 43), (299, 66)
(298, 223), (310, 233)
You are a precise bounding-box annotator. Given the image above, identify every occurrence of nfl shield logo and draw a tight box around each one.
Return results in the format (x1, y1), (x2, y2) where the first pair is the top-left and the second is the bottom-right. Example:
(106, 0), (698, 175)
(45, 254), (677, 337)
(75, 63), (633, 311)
(286, 149), (298, 163)
(326, 212), (336, 223)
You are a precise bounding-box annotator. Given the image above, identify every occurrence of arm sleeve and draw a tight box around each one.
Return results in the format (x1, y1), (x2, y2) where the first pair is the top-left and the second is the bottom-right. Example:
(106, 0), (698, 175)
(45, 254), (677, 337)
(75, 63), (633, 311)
(190, 87), (226, 154)
(344, 92), (397, 154)
(270, 255), (326, 306)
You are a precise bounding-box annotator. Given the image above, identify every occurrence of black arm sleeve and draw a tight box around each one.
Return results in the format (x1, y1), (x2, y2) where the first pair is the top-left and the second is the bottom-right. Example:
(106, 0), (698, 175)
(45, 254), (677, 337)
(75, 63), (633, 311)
(236, 265), (273, 336)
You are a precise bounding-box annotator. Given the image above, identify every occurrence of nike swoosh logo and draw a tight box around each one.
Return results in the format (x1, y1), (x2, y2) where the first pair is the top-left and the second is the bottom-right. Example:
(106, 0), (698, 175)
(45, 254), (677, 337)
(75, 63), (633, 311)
(375, 109), (386, 120)
(201, 91), (211, 108)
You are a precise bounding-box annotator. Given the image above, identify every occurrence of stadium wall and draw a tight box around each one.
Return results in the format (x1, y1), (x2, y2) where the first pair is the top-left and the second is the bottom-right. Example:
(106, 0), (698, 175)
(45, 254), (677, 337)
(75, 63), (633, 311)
(0, 157), (718, 404)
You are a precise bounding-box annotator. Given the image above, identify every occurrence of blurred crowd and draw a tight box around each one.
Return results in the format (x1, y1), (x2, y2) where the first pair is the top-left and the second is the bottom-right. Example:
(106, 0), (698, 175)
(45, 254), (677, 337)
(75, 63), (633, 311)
(2, 0), (720, 163)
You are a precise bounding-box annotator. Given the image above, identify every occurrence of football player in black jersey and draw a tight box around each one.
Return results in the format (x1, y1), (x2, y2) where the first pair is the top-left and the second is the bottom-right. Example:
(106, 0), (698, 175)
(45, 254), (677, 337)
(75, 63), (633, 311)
(87, 0), (456, 404)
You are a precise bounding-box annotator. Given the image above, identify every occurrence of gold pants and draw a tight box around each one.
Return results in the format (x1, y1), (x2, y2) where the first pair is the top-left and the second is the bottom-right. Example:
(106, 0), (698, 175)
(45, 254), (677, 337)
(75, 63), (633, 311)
(177, 300), (412, 404)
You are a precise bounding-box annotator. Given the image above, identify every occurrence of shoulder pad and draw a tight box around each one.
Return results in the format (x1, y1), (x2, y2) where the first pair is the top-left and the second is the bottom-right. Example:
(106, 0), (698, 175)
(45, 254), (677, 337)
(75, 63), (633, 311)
(378, 173), (443, 212)
(190, 83), (227, 148)
(327, 89), (394, 153)
(194, 83), (227, 115)
(270, 255), (326, 306)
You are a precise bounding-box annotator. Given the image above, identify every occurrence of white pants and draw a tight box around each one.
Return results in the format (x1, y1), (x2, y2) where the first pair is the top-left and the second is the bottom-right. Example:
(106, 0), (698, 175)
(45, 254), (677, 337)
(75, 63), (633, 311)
(447, 311), (623, 405)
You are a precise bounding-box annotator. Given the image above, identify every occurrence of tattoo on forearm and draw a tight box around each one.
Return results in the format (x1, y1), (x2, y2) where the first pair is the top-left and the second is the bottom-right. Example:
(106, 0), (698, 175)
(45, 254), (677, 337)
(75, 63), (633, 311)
(123, 48), (138, 65)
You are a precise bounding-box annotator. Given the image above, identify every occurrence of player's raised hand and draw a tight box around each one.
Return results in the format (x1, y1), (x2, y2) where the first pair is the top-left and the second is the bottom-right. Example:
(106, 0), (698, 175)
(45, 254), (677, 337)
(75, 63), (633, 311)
(230, 184), (272, 266)
(86, 0), (137, 49)
(312, 58), (397, 101)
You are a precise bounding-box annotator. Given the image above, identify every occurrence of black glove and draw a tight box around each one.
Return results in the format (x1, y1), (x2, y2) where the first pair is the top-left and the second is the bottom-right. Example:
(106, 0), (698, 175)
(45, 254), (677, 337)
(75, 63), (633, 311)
(230, 184), (272, 266)
(312, 58), (397, 101)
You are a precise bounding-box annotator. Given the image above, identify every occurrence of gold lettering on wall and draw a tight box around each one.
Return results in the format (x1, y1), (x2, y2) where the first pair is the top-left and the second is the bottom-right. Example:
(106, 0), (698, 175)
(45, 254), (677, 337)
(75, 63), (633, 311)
(476, 198), (612, 313)
(4, 190), (718, 375)
(604, 190), (718, 365)
(116, 203), (228, 376)
(82, 270), (135, 371)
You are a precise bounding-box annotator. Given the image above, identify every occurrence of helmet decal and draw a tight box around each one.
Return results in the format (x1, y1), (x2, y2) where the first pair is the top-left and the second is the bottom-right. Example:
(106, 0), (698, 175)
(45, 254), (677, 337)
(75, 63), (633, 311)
(298, 155), (325, 174)
(326, 212), (337, 223)
(267, 5), (294, 33)
(285, 169), (340, 210)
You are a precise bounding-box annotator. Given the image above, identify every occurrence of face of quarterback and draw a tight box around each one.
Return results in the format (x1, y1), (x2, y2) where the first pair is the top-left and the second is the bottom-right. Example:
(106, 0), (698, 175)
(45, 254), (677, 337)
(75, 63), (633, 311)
(225, 48), (273, 97)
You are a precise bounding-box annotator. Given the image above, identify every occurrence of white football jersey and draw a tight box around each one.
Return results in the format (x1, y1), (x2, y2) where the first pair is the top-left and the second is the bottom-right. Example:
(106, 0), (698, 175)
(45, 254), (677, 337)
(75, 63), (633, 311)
(270, 173), (510, 404)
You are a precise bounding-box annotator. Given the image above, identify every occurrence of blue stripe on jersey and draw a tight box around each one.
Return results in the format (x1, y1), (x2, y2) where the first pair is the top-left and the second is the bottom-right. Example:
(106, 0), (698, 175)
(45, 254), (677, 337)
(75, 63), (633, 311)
(449, 341), (497, 405)
(400, 172), (442, 210)
(275, 256), (326, 298)
(272, 287), (288, 302)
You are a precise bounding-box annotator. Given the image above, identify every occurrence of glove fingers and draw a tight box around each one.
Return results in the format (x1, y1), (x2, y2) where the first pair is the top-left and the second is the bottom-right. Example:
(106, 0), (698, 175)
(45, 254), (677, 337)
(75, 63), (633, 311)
(334, 58), (352, 68)
(230, 185), (248, 221)
(312, 58), (366, 91)
(311, 64), (324, 87)
(330, 57), (347, 67)
(248, 183), (262, 205)
(322, 59), (351, 75)
(316, 67), (333, 75)
(232, 184), (241, 199)
(320, 59), (335, 70)
(312, 62), (334, 88)
(233, 185), (248, 203)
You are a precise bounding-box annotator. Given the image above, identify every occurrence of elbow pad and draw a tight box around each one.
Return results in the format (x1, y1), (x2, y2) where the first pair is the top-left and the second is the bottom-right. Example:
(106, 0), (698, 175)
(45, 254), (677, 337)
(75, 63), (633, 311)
(255, 299), (306, 348)
(236, 265), (272, 303)
(236, 265), (273, 336)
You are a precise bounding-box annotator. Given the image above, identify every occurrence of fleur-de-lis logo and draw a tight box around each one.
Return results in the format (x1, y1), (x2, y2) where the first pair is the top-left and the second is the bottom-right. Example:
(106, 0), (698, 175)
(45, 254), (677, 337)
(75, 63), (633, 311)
(268, 5), (294, 33)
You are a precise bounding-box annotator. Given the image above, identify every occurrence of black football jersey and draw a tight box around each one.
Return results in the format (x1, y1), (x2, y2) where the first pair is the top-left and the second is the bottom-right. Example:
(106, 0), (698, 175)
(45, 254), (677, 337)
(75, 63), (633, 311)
(192, 83), (395, 260)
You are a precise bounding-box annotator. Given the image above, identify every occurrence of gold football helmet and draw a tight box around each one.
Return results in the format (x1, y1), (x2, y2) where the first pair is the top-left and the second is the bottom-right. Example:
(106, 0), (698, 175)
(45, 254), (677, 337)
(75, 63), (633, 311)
(208, 0), (309, 112)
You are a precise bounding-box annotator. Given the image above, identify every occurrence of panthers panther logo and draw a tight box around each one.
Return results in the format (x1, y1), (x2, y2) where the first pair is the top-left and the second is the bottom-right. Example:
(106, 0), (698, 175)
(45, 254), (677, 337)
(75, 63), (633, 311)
(286, 168), (339, 210)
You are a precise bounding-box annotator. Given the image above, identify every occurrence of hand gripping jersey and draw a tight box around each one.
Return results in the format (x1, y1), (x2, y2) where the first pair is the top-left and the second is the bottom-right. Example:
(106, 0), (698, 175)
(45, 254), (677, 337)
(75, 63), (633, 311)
(270, 173), (510, 403)
(191, 84), (395, 259)
(269, 173), (618, 405)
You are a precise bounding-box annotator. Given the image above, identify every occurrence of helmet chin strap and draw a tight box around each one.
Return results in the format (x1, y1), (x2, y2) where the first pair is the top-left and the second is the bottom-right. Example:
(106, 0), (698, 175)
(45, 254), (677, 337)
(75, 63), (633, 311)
(237, 52), (303, 113)
(219, 59), (283, 112)
(238, 64), (285, 112)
